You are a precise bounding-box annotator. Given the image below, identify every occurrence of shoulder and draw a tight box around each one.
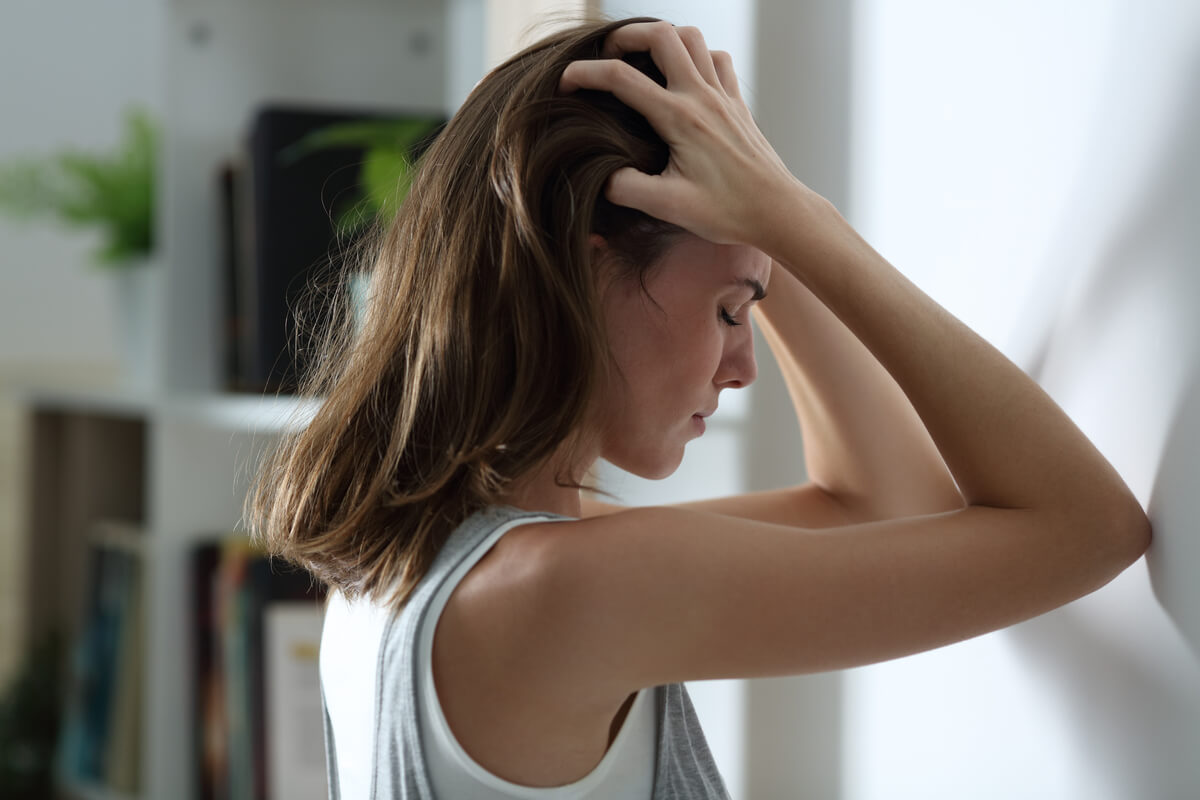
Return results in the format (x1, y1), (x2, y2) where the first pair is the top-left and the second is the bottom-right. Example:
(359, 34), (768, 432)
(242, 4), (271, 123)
(432, 516), (628, 737)
(434, 511), (681, 707)
(450, 506), (813, 699)
(454, 508), (737, 699)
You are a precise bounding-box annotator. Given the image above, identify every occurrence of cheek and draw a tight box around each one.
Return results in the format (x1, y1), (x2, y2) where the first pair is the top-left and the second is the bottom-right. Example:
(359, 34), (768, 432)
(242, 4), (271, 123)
(642, 312), (724, 394)
(676, 320), (726, 381)
(605, 305), (673, 387)
(602, 289), (723, 418)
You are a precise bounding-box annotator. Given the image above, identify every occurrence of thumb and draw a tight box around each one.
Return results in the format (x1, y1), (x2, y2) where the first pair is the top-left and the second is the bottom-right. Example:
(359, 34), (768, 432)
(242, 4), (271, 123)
(605, 167), (670, 218)
(607, 167), (717, 240)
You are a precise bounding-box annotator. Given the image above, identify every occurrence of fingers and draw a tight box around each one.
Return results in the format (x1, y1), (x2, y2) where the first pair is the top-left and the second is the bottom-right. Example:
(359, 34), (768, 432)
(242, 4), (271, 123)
(562, 21), (743, 104)
(558, 59), (673, 129)
(675, 27), (721, 88)
(556, 22), (772, 243)
(599, 20), (708, 89)
(711, 50), (742, 100)
(606, 166), (673, 220)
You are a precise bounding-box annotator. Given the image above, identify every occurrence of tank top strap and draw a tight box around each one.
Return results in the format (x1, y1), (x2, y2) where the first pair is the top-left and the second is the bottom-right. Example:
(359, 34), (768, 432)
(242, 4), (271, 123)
(321, 504), (732, 799)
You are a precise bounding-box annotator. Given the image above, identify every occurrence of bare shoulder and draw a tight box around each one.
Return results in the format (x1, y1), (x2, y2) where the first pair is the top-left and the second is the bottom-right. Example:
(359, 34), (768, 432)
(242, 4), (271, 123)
(432, 521), (645, 783)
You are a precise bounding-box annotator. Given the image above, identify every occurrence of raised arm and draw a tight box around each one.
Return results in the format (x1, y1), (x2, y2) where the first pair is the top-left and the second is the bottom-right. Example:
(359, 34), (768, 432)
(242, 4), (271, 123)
(761, 263), (963, 520)
(655, 261), (964, 528)
(560, 21), (1139, 526)
(492, 22), (1151, 699)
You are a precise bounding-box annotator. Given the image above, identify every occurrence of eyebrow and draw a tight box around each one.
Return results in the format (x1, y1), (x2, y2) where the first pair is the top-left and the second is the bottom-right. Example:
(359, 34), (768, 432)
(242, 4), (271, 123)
(736, 278), (768, 302)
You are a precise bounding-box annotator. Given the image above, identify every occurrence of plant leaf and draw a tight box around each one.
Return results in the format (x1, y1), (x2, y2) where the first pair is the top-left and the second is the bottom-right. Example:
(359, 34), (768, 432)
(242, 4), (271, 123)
(0, 161), (68, 219)
(48, 107), (157, 262)
(278, 118), (439, 165)
(332, 193), (377, 238)
(360, 148), (414, 223)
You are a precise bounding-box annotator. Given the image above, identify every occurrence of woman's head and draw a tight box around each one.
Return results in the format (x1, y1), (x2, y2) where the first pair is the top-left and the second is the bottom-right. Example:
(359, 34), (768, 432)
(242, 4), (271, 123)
(372, 14), (685, 482)
(596, 234), (767, 479)
(246, 16), (696, 606)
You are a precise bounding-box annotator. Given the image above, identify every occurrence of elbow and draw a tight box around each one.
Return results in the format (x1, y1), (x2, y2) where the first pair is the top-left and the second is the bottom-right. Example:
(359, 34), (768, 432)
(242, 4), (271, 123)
(1125, 501), (1153, 563)
(1046, 492), (1151, 597)
(1100, 492), (1152, 572)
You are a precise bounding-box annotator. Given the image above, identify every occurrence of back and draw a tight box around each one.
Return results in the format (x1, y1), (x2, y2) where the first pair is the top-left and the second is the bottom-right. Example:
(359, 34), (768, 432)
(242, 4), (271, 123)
(318, 505), (731, 799)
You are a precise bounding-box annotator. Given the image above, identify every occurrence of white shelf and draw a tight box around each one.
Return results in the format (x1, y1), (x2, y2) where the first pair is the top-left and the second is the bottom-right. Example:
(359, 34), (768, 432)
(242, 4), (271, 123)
(159, 391), (321, 433)
(13, 385), (161, 419)
(8, 383), (321, 434)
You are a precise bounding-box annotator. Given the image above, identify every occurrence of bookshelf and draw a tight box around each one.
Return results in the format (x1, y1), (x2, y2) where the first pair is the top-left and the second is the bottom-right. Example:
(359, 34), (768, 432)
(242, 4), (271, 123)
(1, 2), (608, 799)
(0, 384), (317, 800)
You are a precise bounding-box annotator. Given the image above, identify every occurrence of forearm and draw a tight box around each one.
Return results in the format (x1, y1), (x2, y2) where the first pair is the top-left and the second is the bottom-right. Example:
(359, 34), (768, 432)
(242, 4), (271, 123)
(754, 187), (1137, 523)
(755, 262), (963, 520)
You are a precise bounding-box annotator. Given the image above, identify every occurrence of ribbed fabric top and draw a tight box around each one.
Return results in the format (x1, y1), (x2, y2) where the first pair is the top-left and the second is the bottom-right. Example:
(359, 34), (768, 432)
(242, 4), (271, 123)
(320, 505), (731, 799)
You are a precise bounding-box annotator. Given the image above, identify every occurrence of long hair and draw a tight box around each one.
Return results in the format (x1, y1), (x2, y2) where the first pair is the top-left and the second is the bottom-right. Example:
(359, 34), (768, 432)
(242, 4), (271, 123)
(244, 16), (682, 608)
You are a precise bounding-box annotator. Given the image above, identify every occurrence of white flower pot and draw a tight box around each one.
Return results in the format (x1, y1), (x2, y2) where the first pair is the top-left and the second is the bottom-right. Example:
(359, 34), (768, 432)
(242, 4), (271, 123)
(108, 258), (162, 390)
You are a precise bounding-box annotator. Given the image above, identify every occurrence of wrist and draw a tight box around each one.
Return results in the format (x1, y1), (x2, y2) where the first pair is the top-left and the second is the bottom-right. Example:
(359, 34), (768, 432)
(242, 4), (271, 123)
(754, 184), (854, 274)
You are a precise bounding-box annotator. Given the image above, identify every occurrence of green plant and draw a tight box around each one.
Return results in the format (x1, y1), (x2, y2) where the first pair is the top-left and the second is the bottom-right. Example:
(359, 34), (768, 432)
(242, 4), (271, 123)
(0, 107), (157, 267)
(280, 117), (441, 236)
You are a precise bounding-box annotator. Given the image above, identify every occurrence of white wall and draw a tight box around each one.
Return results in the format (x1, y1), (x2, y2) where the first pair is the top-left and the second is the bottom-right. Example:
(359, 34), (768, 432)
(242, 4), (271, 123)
(843, 1), (1200, 798)
(605, 1), (1200, 796)
(0, 0), (165, 371)
(9, 1), (1197, 797)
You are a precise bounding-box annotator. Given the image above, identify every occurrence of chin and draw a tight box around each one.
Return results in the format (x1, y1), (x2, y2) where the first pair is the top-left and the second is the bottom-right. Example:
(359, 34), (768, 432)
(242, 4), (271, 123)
(607, 444), (686, 481)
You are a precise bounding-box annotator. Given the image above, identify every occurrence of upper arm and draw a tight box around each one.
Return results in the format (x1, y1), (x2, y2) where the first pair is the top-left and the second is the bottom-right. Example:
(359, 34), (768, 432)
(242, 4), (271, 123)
(671, 484), (861, 527)
(582, 483), (876, 528)
(526, 502), (1140, 700)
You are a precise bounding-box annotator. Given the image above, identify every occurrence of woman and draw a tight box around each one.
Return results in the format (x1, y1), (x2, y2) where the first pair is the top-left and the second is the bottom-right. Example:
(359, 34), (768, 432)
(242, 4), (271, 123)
(247, 16), (1150, 800)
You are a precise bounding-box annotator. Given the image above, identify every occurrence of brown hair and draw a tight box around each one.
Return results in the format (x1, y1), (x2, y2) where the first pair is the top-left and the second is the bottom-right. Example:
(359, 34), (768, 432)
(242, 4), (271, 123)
(244, 16), (682, 608)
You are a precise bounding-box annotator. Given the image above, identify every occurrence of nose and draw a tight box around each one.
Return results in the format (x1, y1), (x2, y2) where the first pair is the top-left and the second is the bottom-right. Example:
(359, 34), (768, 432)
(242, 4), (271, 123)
(715, 325), (757, 389)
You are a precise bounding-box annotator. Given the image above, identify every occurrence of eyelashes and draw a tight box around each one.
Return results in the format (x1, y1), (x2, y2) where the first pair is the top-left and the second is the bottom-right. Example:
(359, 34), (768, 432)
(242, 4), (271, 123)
(720, 307), (743, 327)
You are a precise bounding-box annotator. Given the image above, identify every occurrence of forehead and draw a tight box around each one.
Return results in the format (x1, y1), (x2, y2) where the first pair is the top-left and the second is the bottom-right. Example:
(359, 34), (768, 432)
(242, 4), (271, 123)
(651, 234), (771, 289)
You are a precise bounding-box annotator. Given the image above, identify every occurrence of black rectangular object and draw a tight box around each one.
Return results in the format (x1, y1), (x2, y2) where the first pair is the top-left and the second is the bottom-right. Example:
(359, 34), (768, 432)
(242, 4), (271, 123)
(238, 104), (443, 394)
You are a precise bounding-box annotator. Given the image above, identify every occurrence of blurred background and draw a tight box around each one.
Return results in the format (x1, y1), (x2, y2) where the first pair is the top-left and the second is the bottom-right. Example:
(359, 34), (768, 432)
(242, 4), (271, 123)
(1, 0), (1197, 798)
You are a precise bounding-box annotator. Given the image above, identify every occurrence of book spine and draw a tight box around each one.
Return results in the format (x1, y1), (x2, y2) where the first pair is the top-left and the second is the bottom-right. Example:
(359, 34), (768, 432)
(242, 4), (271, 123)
(55, 520), (146, 794)
(195, 533), (327, 800)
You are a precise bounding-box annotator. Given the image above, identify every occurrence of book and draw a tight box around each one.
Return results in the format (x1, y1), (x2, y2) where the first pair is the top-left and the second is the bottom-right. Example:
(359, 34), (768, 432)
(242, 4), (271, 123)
(56, 519), (145, 793)
(216, 537), (258, 800)
(190, 541), (226, 800)
(191, 533), (326, 800)
(101, 535), (145, 793)
(229, 104), (443, 394)
(263, 604), (326, 800)
(218, 159), (251, 394)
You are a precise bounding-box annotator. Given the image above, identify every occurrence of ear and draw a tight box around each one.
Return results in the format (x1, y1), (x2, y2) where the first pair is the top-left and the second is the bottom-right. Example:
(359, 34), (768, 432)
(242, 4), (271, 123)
(589, 233), (614, 273)
(589, 234), (620, 290)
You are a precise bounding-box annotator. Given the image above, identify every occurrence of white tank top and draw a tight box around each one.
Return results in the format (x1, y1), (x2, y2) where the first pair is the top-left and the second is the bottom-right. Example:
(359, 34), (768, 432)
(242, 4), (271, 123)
(321, 511), (657, 799)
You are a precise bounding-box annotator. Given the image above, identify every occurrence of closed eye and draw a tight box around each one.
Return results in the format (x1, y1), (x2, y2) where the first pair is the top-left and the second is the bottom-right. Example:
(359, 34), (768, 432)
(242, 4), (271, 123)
(720, 278), (767, 327)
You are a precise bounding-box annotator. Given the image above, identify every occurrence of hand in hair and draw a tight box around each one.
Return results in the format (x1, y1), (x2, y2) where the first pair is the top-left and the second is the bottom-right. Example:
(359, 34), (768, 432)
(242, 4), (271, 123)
(559, 21), (809, 247)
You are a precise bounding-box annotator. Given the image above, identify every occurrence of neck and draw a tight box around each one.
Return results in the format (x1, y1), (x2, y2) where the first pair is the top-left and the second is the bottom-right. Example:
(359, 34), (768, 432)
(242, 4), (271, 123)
(497, 453), (591, 519)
